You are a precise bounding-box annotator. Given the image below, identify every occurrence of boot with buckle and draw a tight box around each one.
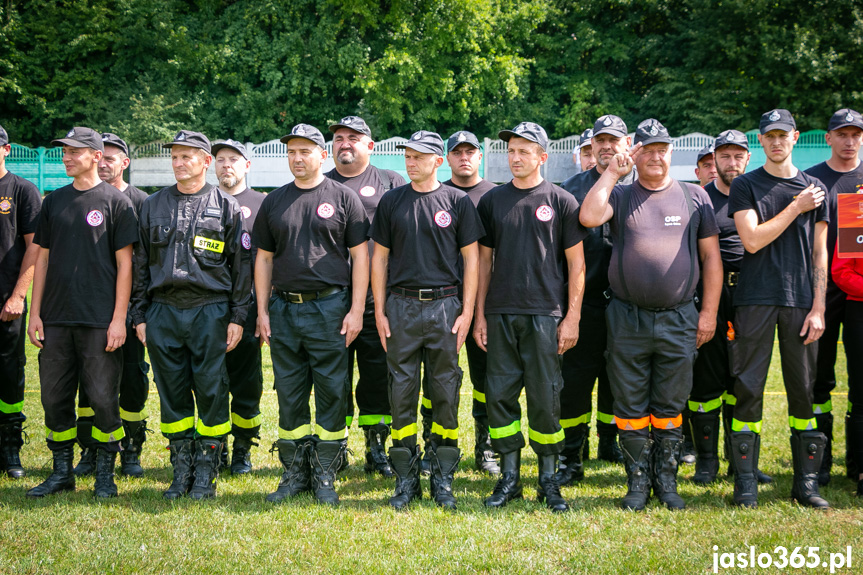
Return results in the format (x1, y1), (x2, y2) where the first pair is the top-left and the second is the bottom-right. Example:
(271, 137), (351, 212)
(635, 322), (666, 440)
(163, 439), (195, 500)
(389, 445), (423, 509)
(814, 412), (833, 486)
(690, 410), (720, 484)
(730, 431), (759, 508)
(0, 422), (27, 479)
(119, 420), (147, 478)
(790, 429), (830, 509)
(484, 449), (523, 508)
(310, 440), (344, 506)
(650, 428), (685, 510)
(267, 439), (312, 502)
(364, 424), (394, 477)
(619, 430), (652, 511)
(429, 444), (460, 510)
(555, 424), (586, 485)
(189, 439), (221, 500)
(474, 417), (500, 475)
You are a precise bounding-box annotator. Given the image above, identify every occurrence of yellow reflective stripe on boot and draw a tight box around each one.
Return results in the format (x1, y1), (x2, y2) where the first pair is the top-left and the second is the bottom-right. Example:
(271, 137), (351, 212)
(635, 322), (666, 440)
(489, 420), (521, 439)
(231, 412), (262, 429)
(789, 416), (817, 431)
(357, 415), (391, 427)
(721, 392), (737, 406)
(92, 425), (125, 442)
(77, 407), (95, 418)
(596, 412), (616, 425)
(560, 413), (590, 428)
(279, 424), (312, 440)
(688, 397), (724, 414)
(0, 399), (23, 414)
(120, 407), (149, 422)
(161, 417), (195, 435)
(196, 419), (231, 437)
(315, 424), (347, 441)
(528, 426), (564, 445)
(813, 400), (832, 415)
(472, 389), (486, 403)
(421, 396), (432, 410)
(45, 426), (77, 442)
(391, 423), (418, 441)
(731, 418), (762, 434)
(430, 422), (458, 440)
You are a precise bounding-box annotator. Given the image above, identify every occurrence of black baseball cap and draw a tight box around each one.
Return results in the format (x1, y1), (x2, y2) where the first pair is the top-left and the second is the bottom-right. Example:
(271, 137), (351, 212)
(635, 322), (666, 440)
(696, 144), (714, 163)
(280, 124), (326, 148)
(578, 128), (594, 150)
(498, 122), (549, 151)
(101, 133), (129, 156)
(828, 108), (863, 132)
(634, 119), (672, 146)
(593, 115), (628, 138)
(0, 125), (8, 146)
(397, 131), (445, 155)
(211, 139), (249, 160)
(328, 116), (372, 138)
(714, 129), (749, 151)
(759, 109), (796, 134)
(163, 130), (211, 153)
(447, 131), (481, 153)
(52, 127), (104, 151)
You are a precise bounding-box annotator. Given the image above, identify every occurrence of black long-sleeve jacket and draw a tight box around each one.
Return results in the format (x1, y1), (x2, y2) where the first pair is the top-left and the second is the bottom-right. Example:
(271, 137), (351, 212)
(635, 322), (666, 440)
(130, 183), (252, 326)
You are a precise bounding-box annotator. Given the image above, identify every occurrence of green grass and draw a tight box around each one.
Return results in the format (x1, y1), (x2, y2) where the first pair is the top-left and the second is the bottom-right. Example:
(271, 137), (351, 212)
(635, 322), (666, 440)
(1, 342), (861, 574)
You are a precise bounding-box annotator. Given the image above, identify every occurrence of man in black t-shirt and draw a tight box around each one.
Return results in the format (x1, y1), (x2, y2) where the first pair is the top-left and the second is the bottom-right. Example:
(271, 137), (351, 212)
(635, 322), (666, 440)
(728, 109), (830, 509)
(371, 130), (483, 510)
(475, 122), (586, 513)
(805, 109), (863, 485)
(212, 139), (266, 475)
(131, 130), (251, 501)
(556, 115), (634, 486)
(0, 124), (41, 480)
(74, 133), (151, 479)
(27, 127), (138, 499)
(581, 119), (722, 511)
(325, 116), (405, 478)
(695, 144), (717, 188)
(253, 124), (369, 507)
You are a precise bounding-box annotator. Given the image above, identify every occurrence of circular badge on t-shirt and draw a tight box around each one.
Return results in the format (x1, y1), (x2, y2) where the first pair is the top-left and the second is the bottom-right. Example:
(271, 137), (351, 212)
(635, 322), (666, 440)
(317, 203), (335, 219)
(241, 206), (252, 219)
(360, 186), (376, 197)
(535, 205), (554, 222)
(0, 199), (11, 214)
(434, 210), (452, 228)
(241, 232), (251, 250)
(86, 210), (104, 227)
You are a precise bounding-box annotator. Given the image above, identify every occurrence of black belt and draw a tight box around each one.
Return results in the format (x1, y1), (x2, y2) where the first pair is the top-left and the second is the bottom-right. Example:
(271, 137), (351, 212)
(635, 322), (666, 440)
(614, 295), (694, 312)
(725, 271), (739, 287)
(391, 286), (458, 301)
(277, 286), (344, 304)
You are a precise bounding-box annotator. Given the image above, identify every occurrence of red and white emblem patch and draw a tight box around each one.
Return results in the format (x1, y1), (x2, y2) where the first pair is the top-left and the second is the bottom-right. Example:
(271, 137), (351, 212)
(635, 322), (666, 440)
(241, 206), (252, 219)
(535, 205), (554, 222)
(86, 210), (104, 227)
(434, 210), (452, 228)
(317, 203), (335, 219)
(241, 232), (251, 250)
(359, 186), (376, 197)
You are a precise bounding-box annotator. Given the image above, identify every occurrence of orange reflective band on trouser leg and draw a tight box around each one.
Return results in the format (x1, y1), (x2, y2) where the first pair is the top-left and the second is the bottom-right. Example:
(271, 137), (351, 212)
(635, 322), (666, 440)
(650, 414), (683, 430)
(616, 416), (650, 431)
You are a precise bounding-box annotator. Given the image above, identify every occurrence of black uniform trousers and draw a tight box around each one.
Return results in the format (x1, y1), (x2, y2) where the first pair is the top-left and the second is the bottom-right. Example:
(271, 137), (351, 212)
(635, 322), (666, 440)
(387, 293), (462, 450)
(843, 301), (863, 414)
(486, 313), (564, 456)
(606, 298), (698, 431)
(269, 290), (349, 442)
(347, 297), (391, 429)
(560, 300), (615, 435)
(226, 303), (263, 440)
(813, 287), (846, 411)
(76, 319), (150, 445)
(0, 306), (27, 424)
(690, 282), (736, 413)
(731, 305), (817, 432)
(146, 301), (231, 440)
(39, 326), (124, 449)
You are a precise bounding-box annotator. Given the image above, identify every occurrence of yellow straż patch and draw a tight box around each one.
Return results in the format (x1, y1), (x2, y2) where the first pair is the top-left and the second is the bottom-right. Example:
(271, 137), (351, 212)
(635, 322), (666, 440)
(193, 236), (224, 253)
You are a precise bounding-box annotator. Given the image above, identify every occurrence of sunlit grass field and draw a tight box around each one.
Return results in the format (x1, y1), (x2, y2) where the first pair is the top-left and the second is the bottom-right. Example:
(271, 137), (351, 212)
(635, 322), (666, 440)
(1, 341), (860, 574)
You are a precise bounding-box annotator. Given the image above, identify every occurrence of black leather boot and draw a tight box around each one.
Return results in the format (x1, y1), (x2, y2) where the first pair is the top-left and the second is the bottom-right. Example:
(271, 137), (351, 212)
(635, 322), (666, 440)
(267, 440), (311, 502)
(596, 421), (624, 463)
(651, 428), (685, 510)
(474, 418), (500, 475)
(484, 449), (523, 508)
(189, 439), (221, 500)
(0, 422), (26, 479)
(537, 454), (569, 513)
(389, 445), (423, 509)
(730, 431), (758, 508)
(723, 403), (772, 484)
(310, 441), (343, 506)
(74, 440), (97, 477)
(219, 438), (229, 472)
(690, 410), (720, 484)
(555, 424), (586, 485)
(163, 439), (195, 500)
(335, 438), (349, 474)
(230, 437), (256, 475)
(119, 420), (146, 478)
(619, 431), (652, 511)
(814, 412), (833, 486)
(26, 444), (75, 497)
(364, 424), (394, 477)
(420, 412), (432, 476)
(429, 445), (460, 510)
(93, 448), (118, 498)
(790, 430), (829, 509)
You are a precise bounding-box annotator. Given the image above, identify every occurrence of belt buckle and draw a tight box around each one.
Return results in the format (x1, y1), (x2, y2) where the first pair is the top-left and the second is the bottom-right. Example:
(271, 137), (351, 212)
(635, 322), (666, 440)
(727, 272), (738, 287)
(418, 289), (433, 301)
(288, 292), (303, 304)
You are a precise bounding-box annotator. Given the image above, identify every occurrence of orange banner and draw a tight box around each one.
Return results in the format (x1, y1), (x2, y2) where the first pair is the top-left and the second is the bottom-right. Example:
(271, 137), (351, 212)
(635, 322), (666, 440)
(837, 194), (863, 258)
